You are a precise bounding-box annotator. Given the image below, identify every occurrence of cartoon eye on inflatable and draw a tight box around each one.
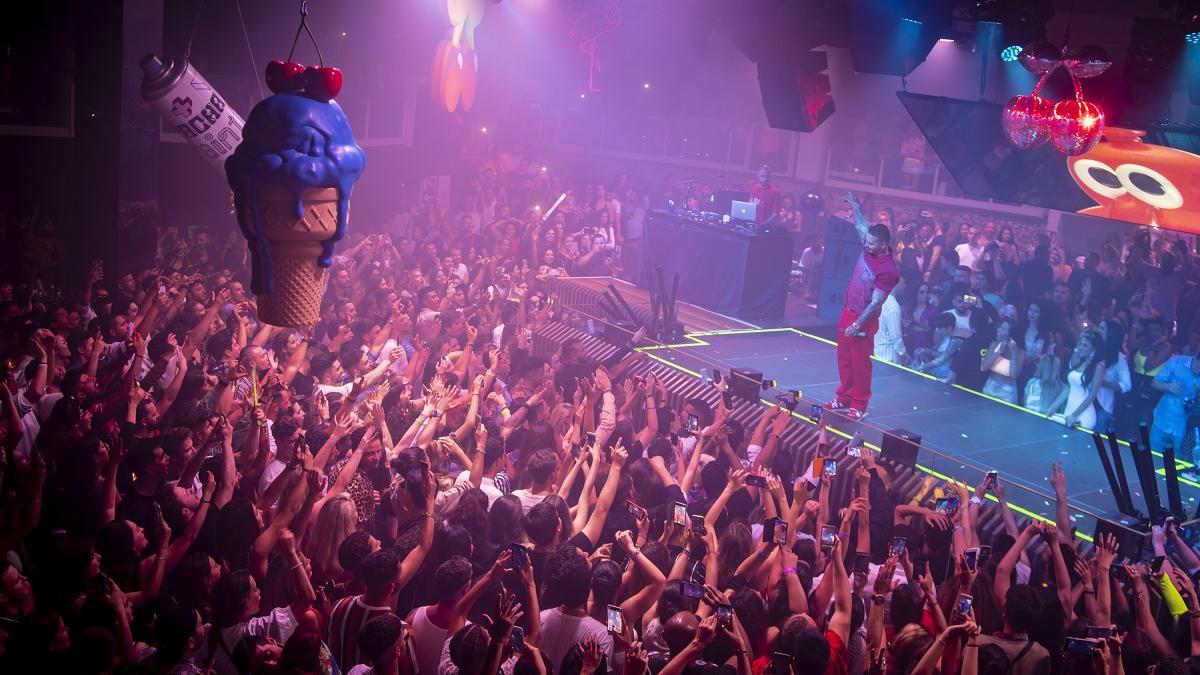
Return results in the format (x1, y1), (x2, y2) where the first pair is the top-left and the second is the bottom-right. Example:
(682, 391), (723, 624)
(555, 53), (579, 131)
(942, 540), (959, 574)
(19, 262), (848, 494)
(1072, 159), (1124, 199)
(1115, 164), (1184, 210)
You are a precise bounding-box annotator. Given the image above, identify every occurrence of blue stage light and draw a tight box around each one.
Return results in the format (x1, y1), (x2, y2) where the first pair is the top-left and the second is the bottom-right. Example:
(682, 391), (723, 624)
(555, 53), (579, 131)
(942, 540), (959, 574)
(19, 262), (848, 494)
(1001, 45), (1023, 62)
(900, 17), (922, 25)
(1187, 31), (1200, 45)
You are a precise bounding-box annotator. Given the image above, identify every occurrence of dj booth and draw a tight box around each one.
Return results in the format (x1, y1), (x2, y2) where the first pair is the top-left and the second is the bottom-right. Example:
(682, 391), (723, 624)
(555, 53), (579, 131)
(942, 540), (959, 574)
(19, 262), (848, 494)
(642, 209), (794, 319)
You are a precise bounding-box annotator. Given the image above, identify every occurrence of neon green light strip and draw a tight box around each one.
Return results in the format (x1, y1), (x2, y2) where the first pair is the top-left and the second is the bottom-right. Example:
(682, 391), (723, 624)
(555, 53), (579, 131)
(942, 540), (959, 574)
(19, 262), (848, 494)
(752, 400), (1088, 539)
(643, 326), (1188, 467)
(644, 353), (703, 378)
(1156, 467), (1200, 489)
(626, 326), (1167, 538)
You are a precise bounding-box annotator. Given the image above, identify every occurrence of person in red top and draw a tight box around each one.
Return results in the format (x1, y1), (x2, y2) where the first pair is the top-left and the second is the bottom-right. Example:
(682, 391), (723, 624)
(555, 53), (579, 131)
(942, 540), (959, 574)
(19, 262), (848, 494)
(827, 191), (900, 419)
(749, 165), (782, 224)
(765, 537), (852, 675)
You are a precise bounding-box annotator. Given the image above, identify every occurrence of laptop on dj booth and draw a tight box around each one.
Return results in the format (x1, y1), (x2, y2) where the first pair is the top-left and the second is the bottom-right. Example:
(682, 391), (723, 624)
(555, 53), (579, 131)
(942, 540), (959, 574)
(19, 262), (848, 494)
(730, 200), (758, 222)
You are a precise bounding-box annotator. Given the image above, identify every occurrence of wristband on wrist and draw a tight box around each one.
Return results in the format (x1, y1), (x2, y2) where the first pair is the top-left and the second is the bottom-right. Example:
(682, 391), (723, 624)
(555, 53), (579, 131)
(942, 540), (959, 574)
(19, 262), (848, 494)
(783, 567), (797, 576)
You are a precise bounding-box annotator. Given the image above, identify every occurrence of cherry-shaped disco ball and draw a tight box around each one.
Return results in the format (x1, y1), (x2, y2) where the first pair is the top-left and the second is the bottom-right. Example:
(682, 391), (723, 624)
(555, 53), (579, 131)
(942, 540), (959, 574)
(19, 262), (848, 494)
(1062, 45), (1112, 79)
(1002, 94), (1055, 149)
(1018, 41), (1062, 74)
(1050, 98), (1105, 155)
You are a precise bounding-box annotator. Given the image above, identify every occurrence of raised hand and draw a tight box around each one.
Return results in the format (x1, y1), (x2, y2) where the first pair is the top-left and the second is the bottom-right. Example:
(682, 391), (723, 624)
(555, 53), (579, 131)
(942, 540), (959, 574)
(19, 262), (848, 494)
(1038, 520), (1060, 544)
(490, 548), (513, 578)
(579, 635), (604, 674)
(694, 615), (718, 646)
(278, 527), (297, 553)
(922, 509), (951, 531)
(874, 556), (900, 595)
(1050, 461), (1066, 496)
(154, 507), (172, 551)
(593, 367), (612, 393)
(484, 588), (524, 641)
(201, 469), (217, 499)
(1095, 532), (1118, 570)
(615, 529), (637, 554)
(624, 641), (649, 675)
(1073, 557), (1094, 593)
(611, 440), (628, 469)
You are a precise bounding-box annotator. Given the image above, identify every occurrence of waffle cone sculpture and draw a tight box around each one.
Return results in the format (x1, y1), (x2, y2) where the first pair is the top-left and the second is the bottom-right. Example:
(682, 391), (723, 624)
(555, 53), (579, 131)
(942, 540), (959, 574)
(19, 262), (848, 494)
(251, 186), (340, 326)
(225, 92), (365, 328)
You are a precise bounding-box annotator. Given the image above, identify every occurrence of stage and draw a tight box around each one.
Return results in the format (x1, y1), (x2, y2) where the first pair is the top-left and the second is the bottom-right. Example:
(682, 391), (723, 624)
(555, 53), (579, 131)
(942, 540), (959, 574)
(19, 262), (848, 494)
(639, 326), (1198, 539)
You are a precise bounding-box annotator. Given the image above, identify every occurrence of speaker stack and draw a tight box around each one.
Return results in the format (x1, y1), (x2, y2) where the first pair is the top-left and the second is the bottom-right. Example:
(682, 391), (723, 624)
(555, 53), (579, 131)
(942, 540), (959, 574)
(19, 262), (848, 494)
(817, 215), (861, 321)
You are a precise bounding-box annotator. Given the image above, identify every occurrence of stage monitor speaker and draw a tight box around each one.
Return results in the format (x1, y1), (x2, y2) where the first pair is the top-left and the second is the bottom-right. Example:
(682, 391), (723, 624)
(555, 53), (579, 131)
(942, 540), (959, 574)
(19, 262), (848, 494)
(817, 216), (860, 320)
(1093, 515), (1147, 562)
(601, 320), (638, 346)
(880, 428), (921, 469)
(729, 367), (763, 402)
(756, 51), (835, 133)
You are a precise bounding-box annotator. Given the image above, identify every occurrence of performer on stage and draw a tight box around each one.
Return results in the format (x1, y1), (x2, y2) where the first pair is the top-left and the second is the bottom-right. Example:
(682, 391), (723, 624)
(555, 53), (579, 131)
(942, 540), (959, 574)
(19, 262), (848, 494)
(750, 164), (781, 224)
(825, 192), (899, 420)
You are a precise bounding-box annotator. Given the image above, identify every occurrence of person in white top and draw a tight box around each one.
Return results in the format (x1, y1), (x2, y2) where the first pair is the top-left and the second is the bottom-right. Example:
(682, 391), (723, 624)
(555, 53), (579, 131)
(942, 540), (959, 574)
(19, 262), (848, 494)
(874, 276), (907, 364)
(954, 227), (985, 272)
(511, 449), (558, 513)
(540, 550), (613, 672)
(942, 292), (975, 339)
(455, 437), (506, 507)
(407, 553), (513, 675)
(1094, 319), (1132, 433)
(198, 538), (314, 675)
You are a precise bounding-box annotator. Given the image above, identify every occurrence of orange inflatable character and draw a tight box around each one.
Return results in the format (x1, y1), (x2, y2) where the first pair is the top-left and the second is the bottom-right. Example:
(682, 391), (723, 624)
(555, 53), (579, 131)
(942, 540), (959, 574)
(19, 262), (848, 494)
(1068, 127), (1200, 234)
(431, 0), (484, 113)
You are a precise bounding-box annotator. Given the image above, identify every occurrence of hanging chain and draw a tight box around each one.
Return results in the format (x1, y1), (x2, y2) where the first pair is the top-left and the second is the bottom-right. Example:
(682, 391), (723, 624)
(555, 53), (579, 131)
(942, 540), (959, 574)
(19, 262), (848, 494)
(286, 0), (324, 67)
(183, 0), (206, 60)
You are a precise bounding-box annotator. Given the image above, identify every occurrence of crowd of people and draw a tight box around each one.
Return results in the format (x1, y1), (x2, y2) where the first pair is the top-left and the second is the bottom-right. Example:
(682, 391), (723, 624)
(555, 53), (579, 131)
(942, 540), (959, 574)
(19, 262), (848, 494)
(862, 218), (1199, 467)
(0, 147), (1198, 675)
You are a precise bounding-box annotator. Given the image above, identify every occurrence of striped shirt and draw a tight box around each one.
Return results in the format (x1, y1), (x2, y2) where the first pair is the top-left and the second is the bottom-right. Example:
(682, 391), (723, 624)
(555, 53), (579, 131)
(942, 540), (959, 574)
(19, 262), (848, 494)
(327, 595), (394, 671)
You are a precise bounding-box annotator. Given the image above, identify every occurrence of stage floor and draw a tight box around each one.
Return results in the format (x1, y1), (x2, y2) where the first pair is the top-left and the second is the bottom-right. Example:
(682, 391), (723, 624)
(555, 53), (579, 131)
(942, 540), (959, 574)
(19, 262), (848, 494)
(641, 327), (1197, 538)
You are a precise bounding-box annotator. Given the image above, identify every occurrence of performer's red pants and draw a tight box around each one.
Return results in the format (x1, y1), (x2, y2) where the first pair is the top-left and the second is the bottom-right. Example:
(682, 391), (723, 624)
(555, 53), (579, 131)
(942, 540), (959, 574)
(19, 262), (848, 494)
(836, 308), (878, 412)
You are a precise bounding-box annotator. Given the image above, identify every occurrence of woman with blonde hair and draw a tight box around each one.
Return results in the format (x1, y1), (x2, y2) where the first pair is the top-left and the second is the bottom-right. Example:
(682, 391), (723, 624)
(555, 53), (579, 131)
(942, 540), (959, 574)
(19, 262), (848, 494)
(1024, 354), (1067, 415)
(302, 493), (357, 588)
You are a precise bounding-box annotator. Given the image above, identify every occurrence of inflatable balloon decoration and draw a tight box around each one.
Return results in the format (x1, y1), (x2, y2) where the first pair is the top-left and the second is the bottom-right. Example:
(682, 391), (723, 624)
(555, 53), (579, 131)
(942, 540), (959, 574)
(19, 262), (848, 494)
(1002, 42), (1111, 156)
(140, 54), (246, 173)
(225, 2), (366, 327)
(1068, 127), (1200, 234)
(431, 0), (485, 112)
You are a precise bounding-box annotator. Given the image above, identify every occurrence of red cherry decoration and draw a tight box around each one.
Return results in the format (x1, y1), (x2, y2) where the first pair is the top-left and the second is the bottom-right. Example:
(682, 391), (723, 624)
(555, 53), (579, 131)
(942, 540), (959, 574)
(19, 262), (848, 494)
(265, 60), (306, 94)
(303, 66), (343, 101)
(1002, 94), (1054, 149)
(1050, 98), (1105, 156)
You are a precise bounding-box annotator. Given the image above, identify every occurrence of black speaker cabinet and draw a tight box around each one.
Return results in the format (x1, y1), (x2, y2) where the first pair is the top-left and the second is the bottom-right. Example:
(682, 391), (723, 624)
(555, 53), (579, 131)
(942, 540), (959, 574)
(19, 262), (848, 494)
(729, 367), (763, 402)
(880, 428), (922, 469)
(1093, 514), (1147, 562)
(756, 52), (835, 133)
(817, 216), (861, 320)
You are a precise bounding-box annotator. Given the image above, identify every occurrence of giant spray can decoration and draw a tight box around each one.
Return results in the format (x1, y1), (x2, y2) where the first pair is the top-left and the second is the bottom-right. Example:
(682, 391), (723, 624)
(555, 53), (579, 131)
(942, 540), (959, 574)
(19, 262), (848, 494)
(139, 54), (245, 172)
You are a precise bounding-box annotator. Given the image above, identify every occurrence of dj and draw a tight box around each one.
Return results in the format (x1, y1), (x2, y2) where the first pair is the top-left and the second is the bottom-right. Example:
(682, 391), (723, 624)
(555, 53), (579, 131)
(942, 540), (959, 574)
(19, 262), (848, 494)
(750, 164), (781, 224)
(825, 191), (899, 420)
